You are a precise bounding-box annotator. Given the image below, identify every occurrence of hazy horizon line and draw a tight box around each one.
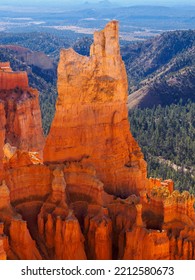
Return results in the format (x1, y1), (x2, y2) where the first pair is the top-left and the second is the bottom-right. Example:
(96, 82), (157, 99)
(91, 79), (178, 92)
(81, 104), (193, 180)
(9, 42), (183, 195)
(1, 0), (195, 7)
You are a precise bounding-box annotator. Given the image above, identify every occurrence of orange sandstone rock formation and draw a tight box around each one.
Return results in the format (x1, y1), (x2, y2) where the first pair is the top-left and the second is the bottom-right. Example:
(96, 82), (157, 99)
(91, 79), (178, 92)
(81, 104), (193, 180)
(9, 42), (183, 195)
(0, 62), (28, 90)
(9, 219), (42, 260)
(0, 63), (44, 161)
(0, 240), (6, 260)
(85, 207), (112, 260)
(44, 20), (147, 197)
(0, 21), (195, 260)
(0, 102), (6, 172)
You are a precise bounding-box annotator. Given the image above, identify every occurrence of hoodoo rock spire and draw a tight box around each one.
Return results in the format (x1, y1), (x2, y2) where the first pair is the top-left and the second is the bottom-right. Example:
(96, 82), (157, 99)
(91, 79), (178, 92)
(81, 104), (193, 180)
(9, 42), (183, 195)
(0, 22), (194, 260)
(44, 20), (147, 197)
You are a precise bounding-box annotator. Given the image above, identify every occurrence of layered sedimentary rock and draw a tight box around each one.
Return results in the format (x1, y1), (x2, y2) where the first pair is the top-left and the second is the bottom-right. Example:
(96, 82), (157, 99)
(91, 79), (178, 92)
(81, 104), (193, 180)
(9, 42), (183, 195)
(0, 240), (6, 260)
(44, 20), (147, 197)
(0, 71), (28, 90)
(0, 102), (6, 172)
(0, 179), (42, 260)
(85, 207), (112, 260)
(0, 62), (28, 90)
(37, 168), (86, 260)
(0, 222), (9, 260)
(0, 21), (195, 260)
(0, 180), (10, 209)
(9, 219), (42, 260)
(123, 226), (170, 260)
(122, 203), (170, 260)
(0, 63), (44, 161)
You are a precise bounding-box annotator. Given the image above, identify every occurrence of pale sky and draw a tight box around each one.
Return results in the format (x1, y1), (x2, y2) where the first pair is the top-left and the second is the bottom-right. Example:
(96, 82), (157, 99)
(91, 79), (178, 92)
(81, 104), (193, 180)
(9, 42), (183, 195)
(1, 0), (195, 6)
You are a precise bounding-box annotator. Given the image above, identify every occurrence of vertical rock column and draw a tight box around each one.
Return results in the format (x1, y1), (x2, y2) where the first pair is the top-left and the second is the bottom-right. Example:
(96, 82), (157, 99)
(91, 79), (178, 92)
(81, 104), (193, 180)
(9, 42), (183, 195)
(54, 213), (86, 260)
(0, 224), (7, 260)
(44, 21), (147, 197)
(9, 219), (42, 260)
(0, 240), (6, 260)
(85, 208), (112, 260)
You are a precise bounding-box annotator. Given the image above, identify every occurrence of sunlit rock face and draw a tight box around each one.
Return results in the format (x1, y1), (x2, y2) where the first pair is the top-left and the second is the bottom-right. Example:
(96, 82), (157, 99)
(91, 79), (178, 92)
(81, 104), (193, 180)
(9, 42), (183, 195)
(0, 22), (195, 260)
(0, 62), (28, 90)
(0, 63), (45, 162)
(44, 21), (147, 198)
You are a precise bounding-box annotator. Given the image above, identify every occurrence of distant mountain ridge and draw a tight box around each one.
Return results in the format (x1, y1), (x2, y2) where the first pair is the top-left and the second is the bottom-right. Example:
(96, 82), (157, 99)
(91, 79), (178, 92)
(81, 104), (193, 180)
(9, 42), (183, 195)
(121, 29), (195, 109)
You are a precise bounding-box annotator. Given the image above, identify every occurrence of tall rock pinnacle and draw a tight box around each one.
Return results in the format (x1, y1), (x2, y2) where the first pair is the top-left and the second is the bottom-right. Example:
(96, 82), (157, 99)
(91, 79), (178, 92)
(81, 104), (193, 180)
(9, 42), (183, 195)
(44, 21), (147, 197)
(0, 21), (195, 261)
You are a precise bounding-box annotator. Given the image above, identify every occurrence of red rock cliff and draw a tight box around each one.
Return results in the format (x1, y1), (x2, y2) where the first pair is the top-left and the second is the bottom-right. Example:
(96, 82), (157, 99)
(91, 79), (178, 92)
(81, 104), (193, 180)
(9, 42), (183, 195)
(0, 62), (28, 90)
(0, 102), (6, 171)
(0, 64), (45, 161)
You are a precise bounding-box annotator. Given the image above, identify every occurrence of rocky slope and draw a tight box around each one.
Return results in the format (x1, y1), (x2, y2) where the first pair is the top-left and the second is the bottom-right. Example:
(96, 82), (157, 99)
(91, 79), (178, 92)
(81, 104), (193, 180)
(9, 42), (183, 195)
(0, 45), (55, 70)
(0, 22), (195, 260)
(121, 30), (195, 109)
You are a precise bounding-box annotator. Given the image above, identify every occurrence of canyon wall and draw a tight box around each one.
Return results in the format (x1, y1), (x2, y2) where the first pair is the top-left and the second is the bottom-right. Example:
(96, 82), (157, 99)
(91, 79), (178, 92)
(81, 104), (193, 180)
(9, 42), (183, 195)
(0, 103), (5, 171)
(0, 21), (194, 260)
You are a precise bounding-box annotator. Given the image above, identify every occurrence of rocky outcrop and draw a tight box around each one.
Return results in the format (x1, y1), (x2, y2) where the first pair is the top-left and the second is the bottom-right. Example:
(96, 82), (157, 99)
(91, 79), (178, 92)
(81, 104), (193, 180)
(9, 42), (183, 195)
(0, 71), (28, 90)
(0, 21), (194, 260)
(0, 180), (10, 209)
(0, 223), (9, 260)
(37, 168), (86, 260)
(85, 208), (112, 260)
(122, 203), (170, 260)
(0, 62), (28, 90)
(5, 164), (52, 205)
(3, 144), (41, 168)
(0, 240), (6, 260)
(0, 63), (45, 160)
(0, 102), (5, 172)
(9, 219), (42, 260)
(123, 226), (170, 260)
(0, 179), (42, 260)
(44, 20), (147, 197)
(0, 62), (12, 72)
(63, 161), (112, 206)
(54, 214), (86, 260)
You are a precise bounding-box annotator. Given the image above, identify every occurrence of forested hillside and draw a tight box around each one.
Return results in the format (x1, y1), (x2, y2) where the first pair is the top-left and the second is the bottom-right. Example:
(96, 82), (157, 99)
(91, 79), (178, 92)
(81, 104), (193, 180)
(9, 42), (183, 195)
(121, 30), (195, 108)
(129, 102), (195, 193)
